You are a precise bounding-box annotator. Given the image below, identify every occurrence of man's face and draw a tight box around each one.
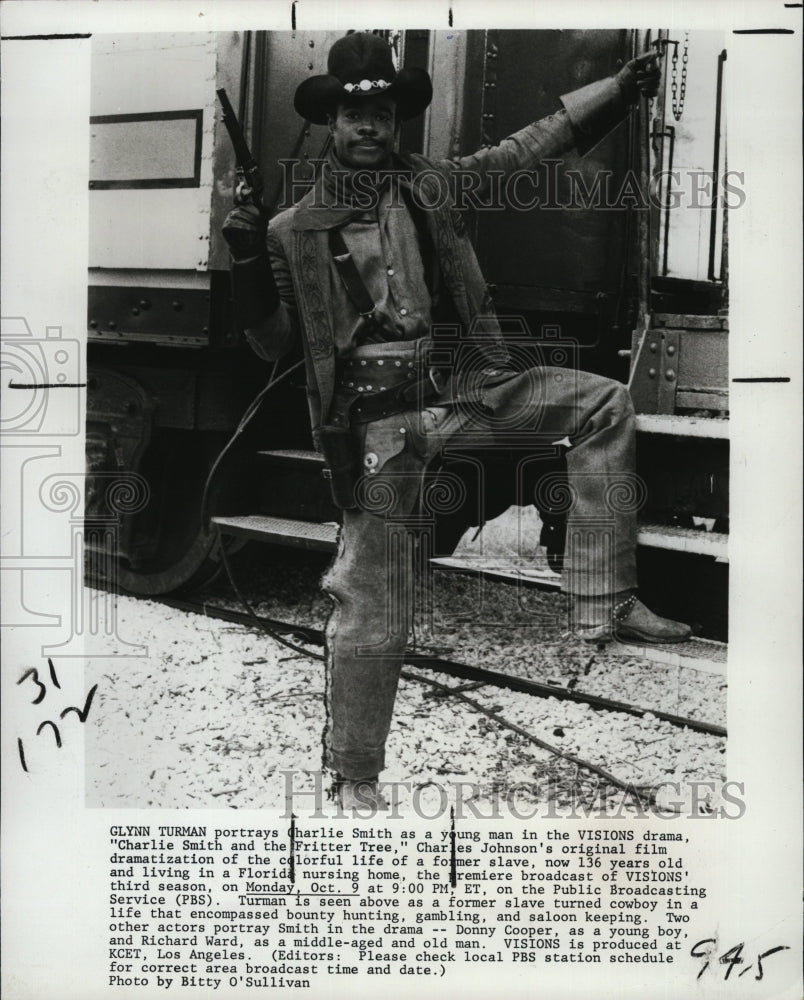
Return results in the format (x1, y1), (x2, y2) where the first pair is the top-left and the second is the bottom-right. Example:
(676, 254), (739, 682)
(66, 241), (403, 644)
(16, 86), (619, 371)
(328, 96), (397, 169)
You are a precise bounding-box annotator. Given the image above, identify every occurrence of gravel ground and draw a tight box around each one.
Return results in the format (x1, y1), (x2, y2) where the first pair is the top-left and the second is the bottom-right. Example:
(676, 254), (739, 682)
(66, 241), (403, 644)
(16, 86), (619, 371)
(86, 519), (727, 816)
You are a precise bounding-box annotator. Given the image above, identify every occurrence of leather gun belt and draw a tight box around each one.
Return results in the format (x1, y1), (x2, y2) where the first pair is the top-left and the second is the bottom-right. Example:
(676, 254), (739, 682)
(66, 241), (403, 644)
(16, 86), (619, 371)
(330, 338), (451, 427)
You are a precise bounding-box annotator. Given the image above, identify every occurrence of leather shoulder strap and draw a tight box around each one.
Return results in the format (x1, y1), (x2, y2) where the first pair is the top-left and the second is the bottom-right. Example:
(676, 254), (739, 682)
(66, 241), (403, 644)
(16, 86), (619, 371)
(328, 227), (375, 318)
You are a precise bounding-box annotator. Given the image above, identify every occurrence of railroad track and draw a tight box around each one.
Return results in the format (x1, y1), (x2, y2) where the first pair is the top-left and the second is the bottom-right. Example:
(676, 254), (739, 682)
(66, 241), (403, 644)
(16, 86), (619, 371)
(155, 595), (725, 738)
(139, 591), (725, 808)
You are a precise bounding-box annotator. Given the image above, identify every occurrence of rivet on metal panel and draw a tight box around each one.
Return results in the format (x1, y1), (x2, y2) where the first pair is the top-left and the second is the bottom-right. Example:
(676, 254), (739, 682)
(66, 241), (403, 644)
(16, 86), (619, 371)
(89, 320), (97, 328)
(650, 342), (657, 352)
(665, 369), (676, 381)
(131, 307), (140, 316)
(172, 301), (183, 311)
(108, 321), (117, 330)
(666, 345), (676, 355)
(648, 368), (656, 378)
(139, 299), (151, 309)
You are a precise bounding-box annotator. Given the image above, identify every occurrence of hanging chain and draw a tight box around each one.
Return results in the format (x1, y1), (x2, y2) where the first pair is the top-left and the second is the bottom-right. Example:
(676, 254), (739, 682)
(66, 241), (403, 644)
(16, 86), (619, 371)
(671, 32), (689, 121)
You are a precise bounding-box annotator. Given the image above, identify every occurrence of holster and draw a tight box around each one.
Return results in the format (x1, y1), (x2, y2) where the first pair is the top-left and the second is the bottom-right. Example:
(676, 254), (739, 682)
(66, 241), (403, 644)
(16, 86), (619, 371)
(318, 424), (361, 510)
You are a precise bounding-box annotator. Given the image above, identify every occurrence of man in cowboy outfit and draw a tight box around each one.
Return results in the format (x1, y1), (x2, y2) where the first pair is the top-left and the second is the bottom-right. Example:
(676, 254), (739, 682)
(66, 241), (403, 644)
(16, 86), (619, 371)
(223, 32), (690, 807)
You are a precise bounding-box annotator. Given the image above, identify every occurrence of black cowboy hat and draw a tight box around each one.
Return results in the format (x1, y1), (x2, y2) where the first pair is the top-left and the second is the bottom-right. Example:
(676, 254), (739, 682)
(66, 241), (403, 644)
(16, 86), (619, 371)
(294, 32), (433, 126)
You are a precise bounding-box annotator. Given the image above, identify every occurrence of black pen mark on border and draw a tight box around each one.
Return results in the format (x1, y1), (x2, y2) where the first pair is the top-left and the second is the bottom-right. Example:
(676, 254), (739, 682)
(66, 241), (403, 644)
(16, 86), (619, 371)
(731, 376), (791, 383)
(291, 2), (297, 30)
(289, 814), (296, 885)
(49, 658), (61, 690)
(18, 738), (29, 773)
(448, 7), (454, 27)
(8, 382), (87, 389)
(732, 28), (795, 34)
(449, 807), (457, 887)
(0, 33), (92, 41)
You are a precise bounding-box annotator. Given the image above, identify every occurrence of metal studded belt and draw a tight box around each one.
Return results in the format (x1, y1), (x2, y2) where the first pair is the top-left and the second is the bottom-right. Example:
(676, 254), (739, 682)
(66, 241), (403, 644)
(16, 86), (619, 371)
(340, 354), (420, 394)
(331, 339), (450, 426)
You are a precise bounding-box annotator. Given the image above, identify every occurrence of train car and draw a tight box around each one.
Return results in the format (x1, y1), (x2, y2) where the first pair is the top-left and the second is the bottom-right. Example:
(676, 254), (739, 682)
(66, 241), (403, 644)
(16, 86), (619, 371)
(86, 29), (729, 636)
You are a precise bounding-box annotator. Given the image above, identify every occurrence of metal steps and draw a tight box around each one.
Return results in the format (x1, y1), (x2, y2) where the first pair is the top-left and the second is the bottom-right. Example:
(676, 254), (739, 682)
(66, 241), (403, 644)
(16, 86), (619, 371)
(212, 514), (726, 563)
(637, 521), (728, 560)
(212, 515), (338, 551)
(636, 413), (729, 439)
(430, 555), (562, 589)
(613, 636), (727, 676)
(256, 448), (325, 466)
(212, 516), (727, 662)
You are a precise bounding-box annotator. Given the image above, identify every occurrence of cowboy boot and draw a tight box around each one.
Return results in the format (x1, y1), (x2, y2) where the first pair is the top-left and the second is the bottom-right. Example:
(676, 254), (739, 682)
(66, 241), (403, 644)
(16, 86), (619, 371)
(335, 774), (389, 812)
(573, 590), (691, 644)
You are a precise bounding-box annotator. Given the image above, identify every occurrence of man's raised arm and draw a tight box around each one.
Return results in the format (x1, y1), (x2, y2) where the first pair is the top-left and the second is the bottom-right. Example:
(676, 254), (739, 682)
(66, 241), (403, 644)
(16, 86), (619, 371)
(437, 51), (661, 184)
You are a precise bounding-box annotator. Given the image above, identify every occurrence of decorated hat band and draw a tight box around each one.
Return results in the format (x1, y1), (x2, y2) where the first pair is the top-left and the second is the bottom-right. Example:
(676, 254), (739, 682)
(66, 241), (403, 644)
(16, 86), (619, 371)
(343, 79), (392, 93)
